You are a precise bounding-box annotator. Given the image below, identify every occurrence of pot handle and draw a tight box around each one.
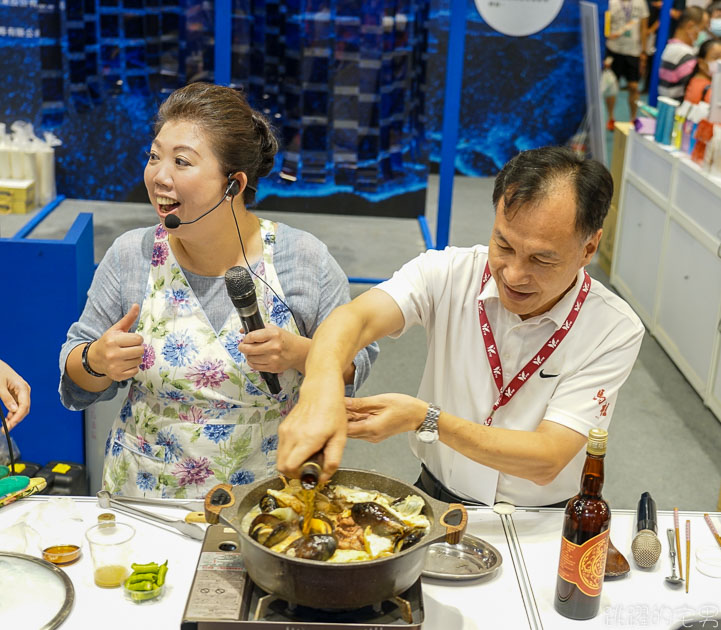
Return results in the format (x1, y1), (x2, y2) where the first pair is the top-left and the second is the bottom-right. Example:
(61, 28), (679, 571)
(439, 502), (468, 544)
(204, 483), (235, 525)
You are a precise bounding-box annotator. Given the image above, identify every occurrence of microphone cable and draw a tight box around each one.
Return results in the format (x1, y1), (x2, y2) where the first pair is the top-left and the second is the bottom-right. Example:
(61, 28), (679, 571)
(229, 195), (302, 335)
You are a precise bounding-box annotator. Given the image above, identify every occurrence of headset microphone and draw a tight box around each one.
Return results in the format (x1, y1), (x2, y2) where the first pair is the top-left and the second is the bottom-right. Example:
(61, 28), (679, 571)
(163, 176), (246, 230)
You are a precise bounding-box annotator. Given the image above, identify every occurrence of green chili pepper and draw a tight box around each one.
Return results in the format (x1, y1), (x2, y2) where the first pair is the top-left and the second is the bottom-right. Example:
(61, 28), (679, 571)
(130, 562), (160, 573)
(156, 564), (168, 587)
(125, 580), (156, 592)
(126, 573), (158, 584)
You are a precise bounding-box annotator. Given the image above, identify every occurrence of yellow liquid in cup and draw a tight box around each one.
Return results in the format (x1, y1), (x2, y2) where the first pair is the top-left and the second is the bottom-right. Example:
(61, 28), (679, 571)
(94, 565), (127, 588)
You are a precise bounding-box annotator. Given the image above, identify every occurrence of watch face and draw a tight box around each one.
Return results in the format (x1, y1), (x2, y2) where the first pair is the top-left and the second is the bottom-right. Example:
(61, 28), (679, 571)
(417, 430), (438, 444)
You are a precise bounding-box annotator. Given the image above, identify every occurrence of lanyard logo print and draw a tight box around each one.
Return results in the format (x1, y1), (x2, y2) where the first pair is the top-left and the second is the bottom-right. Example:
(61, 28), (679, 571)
(478, 262), (591, 426)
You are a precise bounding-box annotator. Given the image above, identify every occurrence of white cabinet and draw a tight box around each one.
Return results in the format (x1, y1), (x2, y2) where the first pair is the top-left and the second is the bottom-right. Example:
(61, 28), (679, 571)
(612, 131), (721, 423)
(655, 219), (721, 395)
(613, 180), (667, 325)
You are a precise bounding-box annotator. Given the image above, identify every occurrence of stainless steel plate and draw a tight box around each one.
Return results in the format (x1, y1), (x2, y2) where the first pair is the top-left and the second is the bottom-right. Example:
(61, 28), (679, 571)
(422, 534), (502, 580)
(0, 551), (74, 629)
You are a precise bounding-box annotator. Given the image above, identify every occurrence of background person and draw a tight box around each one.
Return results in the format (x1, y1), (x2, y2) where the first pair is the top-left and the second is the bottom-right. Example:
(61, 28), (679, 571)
(277, 147), (644, 508)
(605, 0), (650, 127)
(59, 82), (377, 498)
(685, 37), (721, 102)
(658, 6), (708, 98)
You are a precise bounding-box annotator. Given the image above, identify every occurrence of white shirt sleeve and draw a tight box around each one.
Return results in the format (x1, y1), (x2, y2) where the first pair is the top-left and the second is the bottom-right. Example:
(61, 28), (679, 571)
(374, 248), (453, 338)
(543, 317), (644, 436)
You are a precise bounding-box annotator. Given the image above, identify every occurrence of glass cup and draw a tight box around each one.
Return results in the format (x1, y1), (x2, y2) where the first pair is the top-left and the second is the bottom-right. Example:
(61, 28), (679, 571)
(84, 522), (135, 588)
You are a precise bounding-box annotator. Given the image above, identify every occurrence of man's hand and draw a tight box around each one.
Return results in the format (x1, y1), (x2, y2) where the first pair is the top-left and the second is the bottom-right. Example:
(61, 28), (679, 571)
(237, 324), (310, 374)
(345, 394), (427, 443)
(90, 303), (144, 381)
(0, 360), (30, 430)
(277, 383), (348, 483)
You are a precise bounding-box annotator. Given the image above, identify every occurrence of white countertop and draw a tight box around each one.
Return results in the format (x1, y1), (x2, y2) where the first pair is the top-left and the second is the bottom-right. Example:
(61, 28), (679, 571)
(1, 496), (719, 629)
(513, 507), (721, 630)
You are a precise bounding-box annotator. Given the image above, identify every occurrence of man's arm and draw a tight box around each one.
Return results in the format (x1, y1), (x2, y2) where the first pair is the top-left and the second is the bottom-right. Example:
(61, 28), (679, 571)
(345, 394), (587, 485)
(277, 289), (405, 481)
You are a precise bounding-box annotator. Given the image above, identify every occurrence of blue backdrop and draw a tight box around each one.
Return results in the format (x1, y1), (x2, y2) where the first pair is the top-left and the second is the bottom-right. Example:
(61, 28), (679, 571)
(1, 0), (587, 208)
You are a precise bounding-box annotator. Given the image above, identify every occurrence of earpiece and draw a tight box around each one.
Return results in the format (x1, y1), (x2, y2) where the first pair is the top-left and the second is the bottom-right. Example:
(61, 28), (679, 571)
(225, 175), (241, 197)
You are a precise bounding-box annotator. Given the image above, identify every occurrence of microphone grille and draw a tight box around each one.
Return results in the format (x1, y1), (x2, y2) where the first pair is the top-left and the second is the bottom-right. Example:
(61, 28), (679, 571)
(631, 530), (662, 568)
(164, 214), (181, 229)
(224, 265), (255, 300)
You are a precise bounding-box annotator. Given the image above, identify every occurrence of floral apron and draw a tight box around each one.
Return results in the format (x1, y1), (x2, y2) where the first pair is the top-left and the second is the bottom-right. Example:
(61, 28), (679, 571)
(102, 220), (301, 498)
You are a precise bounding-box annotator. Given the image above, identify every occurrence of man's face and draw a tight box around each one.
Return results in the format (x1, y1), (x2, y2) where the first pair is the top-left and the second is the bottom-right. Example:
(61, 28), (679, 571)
(487, 182), (601, 319)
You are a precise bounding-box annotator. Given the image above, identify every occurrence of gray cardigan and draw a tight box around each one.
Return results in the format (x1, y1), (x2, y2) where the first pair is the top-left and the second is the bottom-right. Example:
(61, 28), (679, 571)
(59, 222), (378, 409)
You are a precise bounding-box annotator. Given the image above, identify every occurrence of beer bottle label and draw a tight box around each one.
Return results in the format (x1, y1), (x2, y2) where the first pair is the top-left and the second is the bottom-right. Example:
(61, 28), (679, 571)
(557, 530), (609, 597)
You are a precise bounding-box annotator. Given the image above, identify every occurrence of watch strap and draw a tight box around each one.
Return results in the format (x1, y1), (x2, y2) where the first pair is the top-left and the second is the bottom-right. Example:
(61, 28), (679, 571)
(417, 403), (441, 434)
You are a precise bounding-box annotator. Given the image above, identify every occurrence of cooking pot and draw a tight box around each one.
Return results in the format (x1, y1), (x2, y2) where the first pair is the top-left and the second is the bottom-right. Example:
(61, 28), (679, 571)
(204, 469), (467, 609)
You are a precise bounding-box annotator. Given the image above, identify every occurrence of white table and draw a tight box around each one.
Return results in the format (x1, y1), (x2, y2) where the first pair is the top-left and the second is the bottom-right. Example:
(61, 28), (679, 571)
(1, 496), (719, 629)
(513, 507), (721, 630)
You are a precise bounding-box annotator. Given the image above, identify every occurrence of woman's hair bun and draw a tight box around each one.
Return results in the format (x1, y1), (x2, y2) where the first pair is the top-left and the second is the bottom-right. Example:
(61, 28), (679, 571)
(252, 114), (279, 179)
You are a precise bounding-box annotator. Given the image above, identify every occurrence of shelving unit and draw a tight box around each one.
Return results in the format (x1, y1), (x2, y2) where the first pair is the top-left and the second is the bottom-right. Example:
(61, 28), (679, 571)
(611, 131), (721, 423)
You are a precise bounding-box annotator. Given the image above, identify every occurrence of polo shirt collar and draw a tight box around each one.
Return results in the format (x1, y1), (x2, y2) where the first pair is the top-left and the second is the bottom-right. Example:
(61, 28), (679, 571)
(478, 267), (588, 327)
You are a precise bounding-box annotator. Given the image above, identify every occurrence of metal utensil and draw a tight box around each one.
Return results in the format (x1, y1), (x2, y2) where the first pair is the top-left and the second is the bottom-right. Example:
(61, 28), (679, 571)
(104, 493), (204, 513)
(96, 490), (205, 540)
(665, 528), (683, 586)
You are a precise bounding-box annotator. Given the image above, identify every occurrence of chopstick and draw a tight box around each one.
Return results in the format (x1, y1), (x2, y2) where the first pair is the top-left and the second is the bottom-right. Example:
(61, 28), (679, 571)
(703, 513), (721, 549)
(675, 508), (683, 580)
(685, 520), (691, 594)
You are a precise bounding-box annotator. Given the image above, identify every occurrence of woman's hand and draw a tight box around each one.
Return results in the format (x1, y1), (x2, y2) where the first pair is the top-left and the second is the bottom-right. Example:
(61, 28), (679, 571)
(0, 360), (30, 430)
(89, 304), (144, 381)
(237, 324), (310, 374)
(345, 394), (427, 443)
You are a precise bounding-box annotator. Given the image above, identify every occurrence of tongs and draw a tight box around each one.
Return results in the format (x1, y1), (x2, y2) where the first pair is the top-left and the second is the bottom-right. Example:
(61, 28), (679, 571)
(96, 490), (205, 540)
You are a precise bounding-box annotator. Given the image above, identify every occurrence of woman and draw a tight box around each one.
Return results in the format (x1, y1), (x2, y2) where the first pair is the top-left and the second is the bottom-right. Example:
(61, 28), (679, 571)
(60, 82), (377, 498)
(685, 37), (721, 104)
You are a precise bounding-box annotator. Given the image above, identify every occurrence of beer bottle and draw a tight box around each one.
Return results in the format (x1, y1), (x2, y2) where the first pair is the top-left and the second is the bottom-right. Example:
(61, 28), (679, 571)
(554, 428), (611, 620)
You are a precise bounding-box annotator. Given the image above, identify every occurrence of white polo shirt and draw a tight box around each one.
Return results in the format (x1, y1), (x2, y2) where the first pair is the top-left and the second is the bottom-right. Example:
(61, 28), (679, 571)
(376, 245), (644, 507)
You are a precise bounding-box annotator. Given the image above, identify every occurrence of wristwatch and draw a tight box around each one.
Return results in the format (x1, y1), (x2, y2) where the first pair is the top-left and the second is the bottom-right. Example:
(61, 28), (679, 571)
(416, 403), (441, 444)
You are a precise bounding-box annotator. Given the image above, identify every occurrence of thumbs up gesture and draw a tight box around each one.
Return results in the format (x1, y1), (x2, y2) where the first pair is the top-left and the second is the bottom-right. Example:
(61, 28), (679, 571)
(89, 303), (145, 381)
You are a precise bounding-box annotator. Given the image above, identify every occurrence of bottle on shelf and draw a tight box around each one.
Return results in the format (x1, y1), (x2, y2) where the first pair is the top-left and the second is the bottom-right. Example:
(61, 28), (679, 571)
(554, 427), (611, 620)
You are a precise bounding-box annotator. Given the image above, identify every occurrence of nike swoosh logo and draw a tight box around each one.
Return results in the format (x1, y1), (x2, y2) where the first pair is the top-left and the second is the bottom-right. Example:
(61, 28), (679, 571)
(539, 370), (559, 379)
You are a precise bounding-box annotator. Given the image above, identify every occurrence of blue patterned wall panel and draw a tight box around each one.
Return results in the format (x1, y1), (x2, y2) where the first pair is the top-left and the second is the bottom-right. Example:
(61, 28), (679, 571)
(1, 1), (585, 209)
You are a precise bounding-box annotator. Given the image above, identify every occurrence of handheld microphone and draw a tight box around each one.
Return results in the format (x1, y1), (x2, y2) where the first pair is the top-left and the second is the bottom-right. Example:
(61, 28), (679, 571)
(224, 265), (281, 396)
(163, 176), (250, 230)
(631, 491), (662, 568)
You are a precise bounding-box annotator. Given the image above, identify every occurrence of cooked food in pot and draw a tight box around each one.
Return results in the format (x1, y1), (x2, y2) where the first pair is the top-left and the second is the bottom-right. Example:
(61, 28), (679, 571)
(239, 477), (431, 562)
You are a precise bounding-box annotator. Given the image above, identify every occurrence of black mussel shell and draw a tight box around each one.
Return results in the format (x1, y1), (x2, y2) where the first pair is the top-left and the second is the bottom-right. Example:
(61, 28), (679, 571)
(259, 493), (279, 513)
(286, 534), (338, 561)
(395, 527), (425, 552)
(351, 502), (405, 537)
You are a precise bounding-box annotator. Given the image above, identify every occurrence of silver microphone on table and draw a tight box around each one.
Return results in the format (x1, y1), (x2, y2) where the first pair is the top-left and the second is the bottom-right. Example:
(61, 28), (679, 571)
(631, 491), (662, 568)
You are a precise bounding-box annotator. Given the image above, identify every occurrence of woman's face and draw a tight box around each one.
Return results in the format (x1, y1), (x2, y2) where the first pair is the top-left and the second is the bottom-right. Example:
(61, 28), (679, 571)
(144, 120), (227, 231)
(700, 43), (721, 77)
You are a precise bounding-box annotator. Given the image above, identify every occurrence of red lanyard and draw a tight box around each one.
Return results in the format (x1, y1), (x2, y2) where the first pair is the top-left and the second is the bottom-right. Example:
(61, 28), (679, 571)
(477, 262), (591, 426)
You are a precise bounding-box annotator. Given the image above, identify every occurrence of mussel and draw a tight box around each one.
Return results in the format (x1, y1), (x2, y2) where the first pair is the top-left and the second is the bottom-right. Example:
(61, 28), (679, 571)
(259, 493), (279, 513)
(249, 514), (295, 548)
(395, 526), (425, 552)
(299, 513), (334, 536)
(351, 502), (406, 537)
(286, 534), (338, 561)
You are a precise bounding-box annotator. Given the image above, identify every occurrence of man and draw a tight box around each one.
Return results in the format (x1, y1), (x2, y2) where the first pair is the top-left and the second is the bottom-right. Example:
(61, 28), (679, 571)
(605, 0), (650, 128)
(277, 147), (644, 508)
(0, 360), (30, 430)
(658, 6), (708, 98)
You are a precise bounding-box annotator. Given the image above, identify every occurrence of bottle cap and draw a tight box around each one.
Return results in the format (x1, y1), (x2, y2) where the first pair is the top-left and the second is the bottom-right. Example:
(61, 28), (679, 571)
(587, 428), (608, 455)
(98, 512), (116, 528)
